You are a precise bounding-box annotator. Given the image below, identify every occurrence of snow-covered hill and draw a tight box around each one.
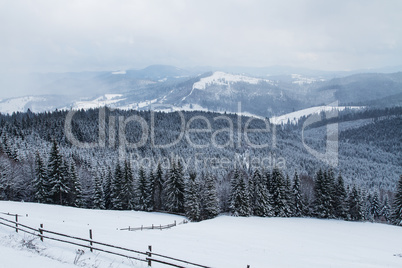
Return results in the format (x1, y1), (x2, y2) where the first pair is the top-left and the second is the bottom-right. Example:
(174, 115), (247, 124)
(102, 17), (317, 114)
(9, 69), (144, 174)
(270, 105), (362, 125)
(1, 201), (401, 268)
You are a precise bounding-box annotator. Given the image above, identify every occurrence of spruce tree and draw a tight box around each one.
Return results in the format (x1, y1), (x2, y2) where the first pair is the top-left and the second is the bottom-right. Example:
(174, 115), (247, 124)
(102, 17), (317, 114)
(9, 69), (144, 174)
(292, 172), (304, 217)
(313, 169), (333, 218)
(111, 162), (123, 210)
(185, 172), (201, 221)
(68, 161), (83, 208)
(380, 195), (391, 222)
(333, 174), (347, 219)
(93, 175), (105, 209)
(33, 152), (49, 203)
(164, 161), (185, 213)
(251, 169), (272, 217)
(153, 162), (164, 210)
(103, 168), (113, 209)
(370, 192), (380, 221)
(230, 169), (250, 217)
(271, 168), (288, 217)
(121, 160), (134, 210)
(47, 141), (69, 205)
(391, 175), (402, 226)
(137, 165), (153, 211)
(347, 186), (364, 221)
(202, 174), (220, 220)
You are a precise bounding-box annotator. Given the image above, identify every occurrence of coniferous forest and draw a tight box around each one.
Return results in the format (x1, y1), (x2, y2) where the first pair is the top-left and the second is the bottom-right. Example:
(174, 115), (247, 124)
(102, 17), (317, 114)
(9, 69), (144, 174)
(0, 107), (401, 225)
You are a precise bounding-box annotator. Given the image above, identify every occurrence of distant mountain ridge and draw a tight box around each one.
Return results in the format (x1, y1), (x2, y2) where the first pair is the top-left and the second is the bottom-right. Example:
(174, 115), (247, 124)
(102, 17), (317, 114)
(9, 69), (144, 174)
(1, 65), (401, 117)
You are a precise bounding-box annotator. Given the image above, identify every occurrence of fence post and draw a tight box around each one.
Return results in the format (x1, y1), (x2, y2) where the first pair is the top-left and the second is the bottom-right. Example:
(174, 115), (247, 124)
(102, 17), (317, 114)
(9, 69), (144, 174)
(174, 220), (176, 226)
(89, 229), (93, 252)
(147, 245), (152, 267)
(39, 224), (44, 242)
(15, 214), (18, 233)
(152, 224), (154, 229)
(247, 265), (250, 268)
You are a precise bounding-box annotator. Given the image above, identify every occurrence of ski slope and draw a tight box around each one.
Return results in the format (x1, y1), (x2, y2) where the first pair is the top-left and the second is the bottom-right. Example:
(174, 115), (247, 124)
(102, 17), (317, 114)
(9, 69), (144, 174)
(0, 201), (401, 268)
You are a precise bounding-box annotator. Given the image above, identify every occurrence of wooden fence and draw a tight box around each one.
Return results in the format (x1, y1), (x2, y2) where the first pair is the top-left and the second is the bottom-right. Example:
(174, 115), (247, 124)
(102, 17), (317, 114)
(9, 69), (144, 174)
(0, 213), (214, 268)
(120, 220), (188, 231)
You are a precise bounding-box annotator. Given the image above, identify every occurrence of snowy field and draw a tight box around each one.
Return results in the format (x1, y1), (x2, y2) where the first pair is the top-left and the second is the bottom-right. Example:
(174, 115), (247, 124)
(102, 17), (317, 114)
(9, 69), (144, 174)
(0, 201), (402, 268)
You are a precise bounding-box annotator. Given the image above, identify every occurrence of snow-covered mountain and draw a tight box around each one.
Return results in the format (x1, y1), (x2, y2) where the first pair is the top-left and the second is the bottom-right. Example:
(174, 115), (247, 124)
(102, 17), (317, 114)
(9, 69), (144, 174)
(1, 66), (401, 118)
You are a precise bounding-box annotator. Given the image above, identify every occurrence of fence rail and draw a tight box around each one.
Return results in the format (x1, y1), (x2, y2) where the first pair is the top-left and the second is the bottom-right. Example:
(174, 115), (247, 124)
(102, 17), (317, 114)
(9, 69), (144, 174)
(120, 220), (188, 231)
(0, 213), (214, 268)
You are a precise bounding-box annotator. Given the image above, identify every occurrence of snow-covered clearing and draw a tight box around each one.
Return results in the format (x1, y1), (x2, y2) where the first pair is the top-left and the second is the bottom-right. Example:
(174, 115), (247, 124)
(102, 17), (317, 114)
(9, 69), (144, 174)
(0, 96), (47, 114)
(0, 201), (401, 268)
(270, 106), (362, 125)
(193, 72), (271, 91)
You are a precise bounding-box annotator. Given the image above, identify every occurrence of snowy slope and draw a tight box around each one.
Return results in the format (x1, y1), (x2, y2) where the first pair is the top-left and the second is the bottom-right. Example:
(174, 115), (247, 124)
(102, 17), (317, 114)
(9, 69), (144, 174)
(193, 71), (270, 90)
(270, 105), (362, 125)
(71, 94), (126, 110)
(1, 201), (402, 268)
(0, 96), (46, 114)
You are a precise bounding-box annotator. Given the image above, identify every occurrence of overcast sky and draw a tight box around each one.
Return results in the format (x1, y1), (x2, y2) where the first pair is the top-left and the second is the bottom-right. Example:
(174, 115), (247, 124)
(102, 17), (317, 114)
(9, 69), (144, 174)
(1, 0), (402, 97)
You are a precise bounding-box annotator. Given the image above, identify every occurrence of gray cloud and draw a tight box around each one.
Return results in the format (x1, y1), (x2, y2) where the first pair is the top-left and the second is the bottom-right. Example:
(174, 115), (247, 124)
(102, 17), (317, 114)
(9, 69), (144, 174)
(0, 0), (401, 97)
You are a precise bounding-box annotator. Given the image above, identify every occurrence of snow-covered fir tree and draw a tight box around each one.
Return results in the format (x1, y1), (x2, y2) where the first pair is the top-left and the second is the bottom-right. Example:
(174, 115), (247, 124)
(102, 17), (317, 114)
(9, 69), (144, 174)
(270, 168), (290, 217)
(111, 162), (123, 210)
(92, 175), (105, 209)
(230, 169), (250, 217)
(103, 168), (113, 209)
(185, 172), (201, 222)
(201, 174), (220, 220)
(391, 175), (402, 226)
(292, 172), (304, 217)
(370, 192), (380, 221)
(153, 162), (164, 211)
(347, 186), (364, 221)
(121, 160), (134, 210)
(251, 169), (272, 217)
(68, 160), (83, 208)
(137, 165), (153, 211)
(47, 141), (69, 205)
(33, 152), (49, 203)
(380, 195), (391, 222)
(313, 169), (335, 218)
(164, 160), (185, 213)
(332, 174), (347, 219)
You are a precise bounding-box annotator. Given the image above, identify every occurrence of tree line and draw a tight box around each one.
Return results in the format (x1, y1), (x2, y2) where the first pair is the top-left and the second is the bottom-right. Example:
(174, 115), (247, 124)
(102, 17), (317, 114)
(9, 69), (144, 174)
(2, 139), (401, 226)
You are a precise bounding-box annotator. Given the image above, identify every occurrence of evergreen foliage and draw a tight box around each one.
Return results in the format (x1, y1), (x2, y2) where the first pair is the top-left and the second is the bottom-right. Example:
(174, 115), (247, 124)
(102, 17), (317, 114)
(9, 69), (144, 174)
(33, 152), (49, 203)
(47, 141), (69, 205)
(201, 174), (220, 220)
(185, 172), (201, 222)
(251, 169), (272, 217)
(164, 160), (185, 213)
(292, 172), (304, 217)
(230, 169), (250, 217)
(391, 175), (402, 226)
(137, 165), (153, 211)
(93, 175), (105, 209)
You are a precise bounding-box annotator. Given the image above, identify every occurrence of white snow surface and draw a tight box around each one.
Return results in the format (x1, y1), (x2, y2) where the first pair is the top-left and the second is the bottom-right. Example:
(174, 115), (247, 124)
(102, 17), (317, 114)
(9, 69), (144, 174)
(0, 96), (46, 114)
(1, 201), (402, 268)
(193, 71), (271, 91)
(270, 105), (362, 125)
(291, 74), (325, 85)
(72, 94), (125, 110)
(112, 70), (126, 75)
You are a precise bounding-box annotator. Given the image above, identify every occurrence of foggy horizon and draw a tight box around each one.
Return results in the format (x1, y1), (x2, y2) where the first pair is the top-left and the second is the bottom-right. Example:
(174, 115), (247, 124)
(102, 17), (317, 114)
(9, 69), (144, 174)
(1, 0), (402, 98)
